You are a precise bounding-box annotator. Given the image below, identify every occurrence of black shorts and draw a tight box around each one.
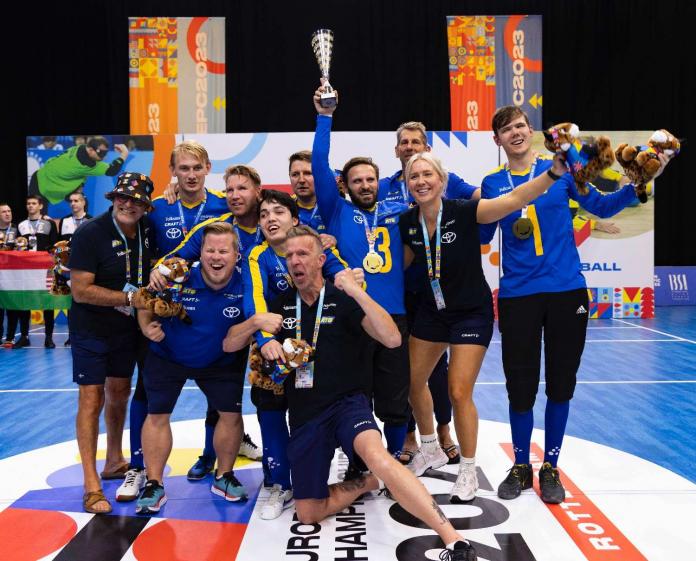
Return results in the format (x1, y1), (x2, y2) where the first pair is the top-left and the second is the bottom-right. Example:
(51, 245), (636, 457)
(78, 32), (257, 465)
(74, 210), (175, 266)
(287, 393), (380, 500)
(411, 305), (493, 347)
(144, 351), (244, 415)
(71, 330), (138, 385)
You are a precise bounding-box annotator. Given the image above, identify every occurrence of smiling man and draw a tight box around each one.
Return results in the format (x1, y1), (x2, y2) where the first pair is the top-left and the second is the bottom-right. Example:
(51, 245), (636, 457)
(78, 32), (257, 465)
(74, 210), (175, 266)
(133, 222), (277, 515)
(68, 172), (155, 515)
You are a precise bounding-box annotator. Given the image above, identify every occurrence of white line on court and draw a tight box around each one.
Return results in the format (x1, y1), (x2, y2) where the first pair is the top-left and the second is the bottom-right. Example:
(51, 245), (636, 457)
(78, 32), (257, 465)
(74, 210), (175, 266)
(612, 318), (696, 344)
(488, 339), (688, 344)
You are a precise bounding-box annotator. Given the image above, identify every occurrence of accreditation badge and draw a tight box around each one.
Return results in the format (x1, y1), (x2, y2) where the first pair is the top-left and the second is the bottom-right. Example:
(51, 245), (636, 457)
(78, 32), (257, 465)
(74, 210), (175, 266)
(431, 279), (446, 310)
(294, 362), (315, 389)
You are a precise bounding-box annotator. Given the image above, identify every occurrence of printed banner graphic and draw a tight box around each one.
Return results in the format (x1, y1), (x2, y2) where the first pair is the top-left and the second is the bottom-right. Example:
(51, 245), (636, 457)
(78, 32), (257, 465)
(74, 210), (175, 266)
(447, 15), (542, 131)
(654, 266), (696, 306)
(129, 17), (226, 134)
(26, 129), (653, 317)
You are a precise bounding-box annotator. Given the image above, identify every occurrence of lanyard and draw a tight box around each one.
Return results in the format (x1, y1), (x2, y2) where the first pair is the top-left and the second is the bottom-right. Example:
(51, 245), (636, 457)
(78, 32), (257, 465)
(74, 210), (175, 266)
(177, 197), (206, 236)
(74, 216), (85, 228)
(397, 178), (408, 203)
(506, 162), (537, 219)
(359, 203), (380, 252)
(28, 219), (40, 235)
(273, 249), (292, 286)
(295, 284), (325, 350)
(112, 216), (143, 287)
(307, 205), (319, 224)
(419, 203), (443, 280)
(234, 223), (262, 253)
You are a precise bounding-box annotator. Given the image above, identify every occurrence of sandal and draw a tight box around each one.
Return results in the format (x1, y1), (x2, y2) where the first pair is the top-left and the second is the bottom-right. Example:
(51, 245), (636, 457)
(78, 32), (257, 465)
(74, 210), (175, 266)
(100, 462), (130, 480)
(442, 444), (460, 465)
(398, 449), (416, 465)
(83, 489), (112, 514)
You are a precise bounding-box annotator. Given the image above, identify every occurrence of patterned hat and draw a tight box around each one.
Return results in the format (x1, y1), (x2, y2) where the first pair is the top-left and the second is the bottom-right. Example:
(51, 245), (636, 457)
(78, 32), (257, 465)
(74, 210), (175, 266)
(105, 172), (154, 210)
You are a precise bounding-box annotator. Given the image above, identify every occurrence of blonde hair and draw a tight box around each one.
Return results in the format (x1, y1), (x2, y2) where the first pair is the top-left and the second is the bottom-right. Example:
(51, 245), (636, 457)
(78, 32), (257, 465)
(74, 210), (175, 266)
(170, 140), (211, 168)
(396, 121), (427, 144)
(202, 221), (239, 247)
(223, 164), (262, 187)
(404, 152), (448, 187)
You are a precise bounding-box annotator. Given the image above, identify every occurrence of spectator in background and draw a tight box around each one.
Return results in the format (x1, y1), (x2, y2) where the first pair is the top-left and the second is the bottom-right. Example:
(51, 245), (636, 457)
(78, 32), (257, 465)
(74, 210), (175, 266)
(37, 136), (64, 151)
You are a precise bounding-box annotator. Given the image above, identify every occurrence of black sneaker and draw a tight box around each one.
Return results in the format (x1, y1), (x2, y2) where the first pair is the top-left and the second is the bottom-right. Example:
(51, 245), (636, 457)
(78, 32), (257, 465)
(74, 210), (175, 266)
(44, 336), (56, 349)
(497, 463), (533, 500)
(539, 462), (565, 504)
(13, 336), (30, 348)
(440, 540), (477, 561)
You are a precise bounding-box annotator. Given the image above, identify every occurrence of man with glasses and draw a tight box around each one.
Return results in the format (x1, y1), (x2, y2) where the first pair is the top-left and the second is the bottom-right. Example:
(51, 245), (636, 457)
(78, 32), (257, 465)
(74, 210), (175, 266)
(68, 172), (155, 515)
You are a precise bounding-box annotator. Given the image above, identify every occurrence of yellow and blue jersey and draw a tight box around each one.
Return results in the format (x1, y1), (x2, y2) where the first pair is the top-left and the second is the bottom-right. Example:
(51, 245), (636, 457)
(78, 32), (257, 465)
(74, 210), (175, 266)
(149, 189), (228, 257)
(150, 264), (245, 368)
(293, 197), (326, 233)
(159, 212), (263, 265)
(480, 156), (638, 298)
(242, 240), (350, 347)
(378, 169), (478, 205)
(312, 114), (406, 314)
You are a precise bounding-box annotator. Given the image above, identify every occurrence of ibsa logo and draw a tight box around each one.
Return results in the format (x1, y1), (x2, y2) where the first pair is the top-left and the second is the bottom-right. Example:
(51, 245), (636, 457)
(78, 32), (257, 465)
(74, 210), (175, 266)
(668, 273), (689, 300)
(581, 262), (622, 272)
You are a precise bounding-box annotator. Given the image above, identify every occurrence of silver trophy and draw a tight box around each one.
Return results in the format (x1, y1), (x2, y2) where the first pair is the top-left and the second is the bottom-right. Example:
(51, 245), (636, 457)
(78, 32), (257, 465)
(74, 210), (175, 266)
(311, 29), (337, 108)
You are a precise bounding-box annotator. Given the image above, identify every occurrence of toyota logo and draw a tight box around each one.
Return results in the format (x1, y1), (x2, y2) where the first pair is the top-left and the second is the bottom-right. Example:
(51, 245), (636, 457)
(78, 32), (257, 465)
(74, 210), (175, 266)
(277, 279), (289, 290)
(441, 231), (457, 244)
(166, 228), (181, 240)
(222, 307), (241, 318)
(353, 215), (364, 224)
(282, 317), (298, 329)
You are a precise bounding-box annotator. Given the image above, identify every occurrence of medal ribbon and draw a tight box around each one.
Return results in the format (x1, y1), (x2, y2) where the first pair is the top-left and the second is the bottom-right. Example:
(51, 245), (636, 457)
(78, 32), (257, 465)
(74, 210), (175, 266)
(419, 203), (442, 281)
(296, 284), (325, 351)
(177, 197), (207, 236)
(234, 222), (262, 253)
(506, 162), (537, 219)
(112, 216), (143, 287)
(359, 202), (381, 254)
(273, 250), (293, 286)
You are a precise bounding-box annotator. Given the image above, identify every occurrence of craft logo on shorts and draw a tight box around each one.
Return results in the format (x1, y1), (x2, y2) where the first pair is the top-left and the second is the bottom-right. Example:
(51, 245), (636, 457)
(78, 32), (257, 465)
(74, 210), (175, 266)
(222, 306), (240, 318)
(282, 317), (298, 329)
(166, 227), (182, 239)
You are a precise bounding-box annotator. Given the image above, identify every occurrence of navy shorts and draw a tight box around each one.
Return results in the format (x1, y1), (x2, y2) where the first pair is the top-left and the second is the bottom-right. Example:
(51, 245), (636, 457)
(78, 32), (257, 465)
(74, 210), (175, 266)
(144, 351), (244, 415)
(411, 305), (493, 347)
(71, 330), (138, 385)
(287, 393), (380, 500)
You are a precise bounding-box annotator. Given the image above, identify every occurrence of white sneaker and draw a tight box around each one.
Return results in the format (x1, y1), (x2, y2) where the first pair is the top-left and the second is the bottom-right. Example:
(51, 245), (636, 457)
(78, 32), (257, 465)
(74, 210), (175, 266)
(450, 464), (478, 503)
(407, 445), (449, 476)
(260, 484), (294, 520)
(239, 433), (262, 461)
(116, 468), (147, 502)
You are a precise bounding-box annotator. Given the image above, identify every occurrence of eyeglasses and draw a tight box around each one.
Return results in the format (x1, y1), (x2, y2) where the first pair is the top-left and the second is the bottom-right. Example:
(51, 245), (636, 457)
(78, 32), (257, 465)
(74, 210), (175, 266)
(115, 194), (147, 207)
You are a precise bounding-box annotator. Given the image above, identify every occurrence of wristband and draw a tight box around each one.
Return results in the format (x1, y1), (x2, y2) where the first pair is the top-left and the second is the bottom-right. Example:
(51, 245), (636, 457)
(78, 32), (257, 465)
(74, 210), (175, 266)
(547, 169), (562, 181)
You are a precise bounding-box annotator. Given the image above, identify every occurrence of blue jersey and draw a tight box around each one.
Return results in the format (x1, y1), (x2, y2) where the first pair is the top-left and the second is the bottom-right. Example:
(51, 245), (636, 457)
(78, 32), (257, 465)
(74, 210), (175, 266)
(243, 240), (349, 347)
(294, 198), (326, 233)
(160, 212), (264, 264)
(150, 264), (245, 368)
(149, 189), (228, 257)
(480, 156), (639, 298)
(378, 169), (478, 205)
(312, 115), (406, 314)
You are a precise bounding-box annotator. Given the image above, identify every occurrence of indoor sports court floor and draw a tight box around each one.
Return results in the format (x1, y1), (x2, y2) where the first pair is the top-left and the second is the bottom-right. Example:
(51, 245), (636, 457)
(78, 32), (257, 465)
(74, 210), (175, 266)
(0, 307), (694, 560)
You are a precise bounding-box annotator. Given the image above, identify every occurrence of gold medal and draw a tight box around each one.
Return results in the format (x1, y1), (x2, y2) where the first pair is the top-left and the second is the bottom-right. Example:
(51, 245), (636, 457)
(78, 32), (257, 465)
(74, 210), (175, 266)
(512, 217), (534, 240)
(363, 251), (384, 273)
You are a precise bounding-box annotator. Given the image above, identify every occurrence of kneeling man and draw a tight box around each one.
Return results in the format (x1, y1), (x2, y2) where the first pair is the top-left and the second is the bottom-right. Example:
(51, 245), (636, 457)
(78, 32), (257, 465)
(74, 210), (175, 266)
(135, 222), (281, 514)
(226, 226), (476, 560)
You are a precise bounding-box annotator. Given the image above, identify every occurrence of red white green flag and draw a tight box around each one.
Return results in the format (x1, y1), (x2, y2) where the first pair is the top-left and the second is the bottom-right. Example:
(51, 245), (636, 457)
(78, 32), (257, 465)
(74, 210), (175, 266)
(0, 252), (71, 310)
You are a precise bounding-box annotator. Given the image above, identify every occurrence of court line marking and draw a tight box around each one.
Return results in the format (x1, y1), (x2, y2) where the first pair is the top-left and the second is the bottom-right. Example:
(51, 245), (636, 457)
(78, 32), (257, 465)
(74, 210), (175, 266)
(3, 381), (696, 393)
(612, 318), (696, 344)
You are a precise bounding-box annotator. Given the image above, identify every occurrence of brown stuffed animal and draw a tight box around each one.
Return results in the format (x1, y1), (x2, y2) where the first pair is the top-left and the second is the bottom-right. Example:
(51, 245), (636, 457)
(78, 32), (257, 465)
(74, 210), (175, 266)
(615, 129), (680, 203)
(48, 240), (71, 295)
(14, 236), (29, 251)
(543, 122), (615, 195)
(132, 257), (192, 324)
(247, 339), (315, 395)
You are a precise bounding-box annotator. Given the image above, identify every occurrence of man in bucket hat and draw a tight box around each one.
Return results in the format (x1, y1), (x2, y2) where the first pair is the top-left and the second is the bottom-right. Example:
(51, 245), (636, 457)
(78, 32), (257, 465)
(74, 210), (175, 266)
(68, 171), (155, 514)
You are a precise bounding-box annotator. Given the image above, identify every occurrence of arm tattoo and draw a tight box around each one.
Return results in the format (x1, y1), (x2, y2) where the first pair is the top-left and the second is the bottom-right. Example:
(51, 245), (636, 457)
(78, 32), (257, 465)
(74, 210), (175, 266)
(336, 476), (367, 493)
(431, 499), (448, 525)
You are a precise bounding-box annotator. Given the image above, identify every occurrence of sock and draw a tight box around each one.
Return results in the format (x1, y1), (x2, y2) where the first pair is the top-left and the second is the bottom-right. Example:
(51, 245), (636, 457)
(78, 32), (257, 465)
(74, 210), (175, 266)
(202, 423), (217, 459)
(460, 456), (475, 470)
(128, 398), (147, 469)
(509, 405), (533, 465)
(544, 399), (570, 467)
(383, 423), (407, 456)
(258, 409), (291, 490)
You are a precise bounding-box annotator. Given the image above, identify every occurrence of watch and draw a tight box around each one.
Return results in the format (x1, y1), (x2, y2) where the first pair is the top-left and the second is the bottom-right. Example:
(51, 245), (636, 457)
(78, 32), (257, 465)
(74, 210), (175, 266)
(547, 169), (562, 181)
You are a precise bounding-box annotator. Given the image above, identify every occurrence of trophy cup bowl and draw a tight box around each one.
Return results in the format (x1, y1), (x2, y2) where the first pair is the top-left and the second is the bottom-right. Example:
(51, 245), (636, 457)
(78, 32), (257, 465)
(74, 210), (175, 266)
(311, 28), (337, 108)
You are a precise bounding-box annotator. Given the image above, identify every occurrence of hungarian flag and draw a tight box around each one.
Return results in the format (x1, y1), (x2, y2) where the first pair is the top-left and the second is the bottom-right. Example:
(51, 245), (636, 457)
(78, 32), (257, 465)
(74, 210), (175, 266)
(0, 251), (71, 310)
